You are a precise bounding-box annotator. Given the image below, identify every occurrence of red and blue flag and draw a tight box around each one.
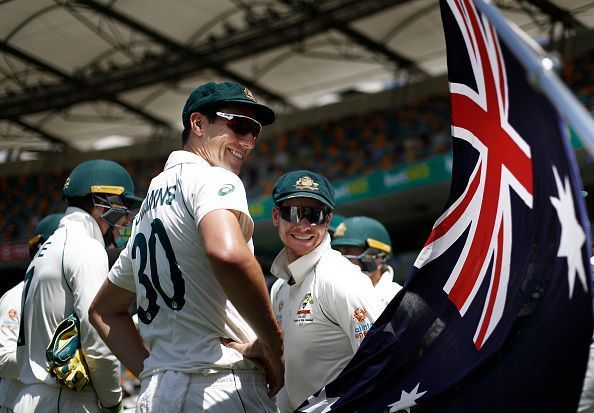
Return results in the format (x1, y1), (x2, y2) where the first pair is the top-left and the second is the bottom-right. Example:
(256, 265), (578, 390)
(297, 0), (593, 411)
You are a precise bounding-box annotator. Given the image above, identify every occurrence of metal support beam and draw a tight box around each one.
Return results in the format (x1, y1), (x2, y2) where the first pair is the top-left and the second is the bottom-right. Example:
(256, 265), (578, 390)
(279, 0), (427, 77)
(9, 118), (75, 152)
(522, 0), (586, 31)
(0, 42), (171, 128)
(333, 23), (427, 77)
(77, 0), (293, 109)
(0, 0), (408, 118)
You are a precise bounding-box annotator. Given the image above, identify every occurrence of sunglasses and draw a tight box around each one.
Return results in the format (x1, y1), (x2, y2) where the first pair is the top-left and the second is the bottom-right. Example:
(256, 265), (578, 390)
(216, 111), (262, 139)
(279, 205), (331, 225)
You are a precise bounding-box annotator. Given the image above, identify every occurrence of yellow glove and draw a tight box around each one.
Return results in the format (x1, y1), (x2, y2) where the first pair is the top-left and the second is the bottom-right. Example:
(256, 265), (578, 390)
(50, 348), (90, 391)
(46, 314), (90, 391)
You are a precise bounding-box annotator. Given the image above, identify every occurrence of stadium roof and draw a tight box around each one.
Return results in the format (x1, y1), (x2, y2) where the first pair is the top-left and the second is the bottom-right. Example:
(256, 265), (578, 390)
(1, 0), (593, 159)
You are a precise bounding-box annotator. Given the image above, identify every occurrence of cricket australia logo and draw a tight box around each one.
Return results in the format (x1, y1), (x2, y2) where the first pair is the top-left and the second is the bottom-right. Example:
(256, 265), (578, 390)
(244, 87), (255, 101)
(294, 176), (319, 191)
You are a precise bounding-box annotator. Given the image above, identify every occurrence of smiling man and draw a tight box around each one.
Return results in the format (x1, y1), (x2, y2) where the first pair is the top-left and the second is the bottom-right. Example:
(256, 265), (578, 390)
(267, 170), (381, 413)
(89, 82), (284, 413)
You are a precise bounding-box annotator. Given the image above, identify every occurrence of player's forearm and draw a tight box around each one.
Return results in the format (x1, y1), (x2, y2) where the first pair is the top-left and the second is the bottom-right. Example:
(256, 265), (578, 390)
(89, 280), (149, 377)
(210, 255), (283, 352)
(89, 309), (148, 378)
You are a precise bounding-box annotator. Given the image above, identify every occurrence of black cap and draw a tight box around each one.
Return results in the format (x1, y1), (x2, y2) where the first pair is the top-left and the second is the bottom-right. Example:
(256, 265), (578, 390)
(182, 81), (276, 131)
(272, 170), (336, 210)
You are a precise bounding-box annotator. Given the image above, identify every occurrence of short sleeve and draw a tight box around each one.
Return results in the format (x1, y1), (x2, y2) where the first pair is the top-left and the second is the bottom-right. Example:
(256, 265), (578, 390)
(318, 258), (382, 352)
(108, 246), (136, 293)
(183, 167), (254, 241)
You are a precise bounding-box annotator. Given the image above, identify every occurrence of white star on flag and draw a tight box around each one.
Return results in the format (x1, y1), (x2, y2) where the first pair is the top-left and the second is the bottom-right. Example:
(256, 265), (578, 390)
(299, 388), (339, 413)
(387, 382), (427, 412)
(550, 166), (587, 299)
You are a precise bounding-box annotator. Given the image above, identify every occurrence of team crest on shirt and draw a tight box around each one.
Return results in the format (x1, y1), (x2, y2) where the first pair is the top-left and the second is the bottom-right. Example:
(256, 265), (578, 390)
(294, 292), (314, 326)
(218, 184), (235, 196)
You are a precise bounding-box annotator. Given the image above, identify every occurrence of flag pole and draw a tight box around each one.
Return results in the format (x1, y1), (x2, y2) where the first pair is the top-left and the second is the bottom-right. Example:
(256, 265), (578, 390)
(473, 0), (594, 157)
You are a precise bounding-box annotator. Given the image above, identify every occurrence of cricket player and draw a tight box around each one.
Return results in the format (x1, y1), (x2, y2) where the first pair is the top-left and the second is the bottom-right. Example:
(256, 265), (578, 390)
(14, 160), (142, 413)
(268, 170), (382, 412)
(332, 216), (402, 308)
(0, 214), (64, 413)
(89, 81), (284, 413)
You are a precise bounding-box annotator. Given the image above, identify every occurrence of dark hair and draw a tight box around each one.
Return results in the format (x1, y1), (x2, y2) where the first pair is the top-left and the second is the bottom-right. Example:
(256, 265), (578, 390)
(181, 106), (219, 145)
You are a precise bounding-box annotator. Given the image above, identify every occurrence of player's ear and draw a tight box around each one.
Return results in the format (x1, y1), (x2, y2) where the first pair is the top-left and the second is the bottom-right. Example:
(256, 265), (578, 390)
(272, 206), (280, 227)
(189, 112), (204, 137)
(325, 211), (333, 230)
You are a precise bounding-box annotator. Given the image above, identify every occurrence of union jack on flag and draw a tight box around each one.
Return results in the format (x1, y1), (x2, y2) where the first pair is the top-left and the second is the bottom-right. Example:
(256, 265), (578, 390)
(297, 0), (593, 412)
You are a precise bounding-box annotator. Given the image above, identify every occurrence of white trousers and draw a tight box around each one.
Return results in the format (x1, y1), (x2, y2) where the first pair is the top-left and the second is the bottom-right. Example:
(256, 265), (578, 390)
(136, 370), (279, 413)
(12, 383), (100, 413)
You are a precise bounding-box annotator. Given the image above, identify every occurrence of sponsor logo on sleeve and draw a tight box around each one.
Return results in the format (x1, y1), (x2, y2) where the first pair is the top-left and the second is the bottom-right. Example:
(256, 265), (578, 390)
(352, 307), (372, 340)
(1, 308), (19, 330)
(218, 184), (235, 196)
(353, 307), (367, 322)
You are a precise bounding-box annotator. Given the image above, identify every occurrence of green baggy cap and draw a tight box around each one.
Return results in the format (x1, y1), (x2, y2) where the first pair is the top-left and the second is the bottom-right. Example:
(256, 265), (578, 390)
(182, 81), (276, 131)
(272, 170), (335, 210)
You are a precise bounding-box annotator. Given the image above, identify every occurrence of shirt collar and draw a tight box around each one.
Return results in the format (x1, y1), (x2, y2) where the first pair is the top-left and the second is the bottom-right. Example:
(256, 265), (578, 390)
(376, 266), (395, 288)
(62, 206), (105, 247)
(164, 150), (209, 170)
(270, 233), (331, 286)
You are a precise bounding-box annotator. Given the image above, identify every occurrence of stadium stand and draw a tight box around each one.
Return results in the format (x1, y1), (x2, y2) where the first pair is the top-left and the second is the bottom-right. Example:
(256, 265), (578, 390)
(1, 48), (594, 288)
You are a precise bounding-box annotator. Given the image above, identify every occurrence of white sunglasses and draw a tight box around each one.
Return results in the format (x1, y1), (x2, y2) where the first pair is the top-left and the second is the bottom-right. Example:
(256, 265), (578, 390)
(216, 111), (262, 139)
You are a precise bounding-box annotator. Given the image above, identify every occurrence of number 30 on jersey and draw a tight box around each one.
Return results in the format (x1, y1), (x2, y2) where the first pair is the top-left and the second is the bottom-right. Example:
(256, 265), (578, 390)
(132, 218), (185, 324)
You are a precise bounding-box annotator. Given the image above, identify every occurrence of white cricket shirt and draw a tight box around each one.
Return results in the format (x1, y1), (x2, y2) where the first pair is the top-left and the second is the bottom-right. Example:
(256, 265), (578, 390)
(375, 266), (402, 309)
(269, 235), (382, 411)
(15, 208), (122, 407)
(109, 150), (260, 379)
(0, 281), (24, 409)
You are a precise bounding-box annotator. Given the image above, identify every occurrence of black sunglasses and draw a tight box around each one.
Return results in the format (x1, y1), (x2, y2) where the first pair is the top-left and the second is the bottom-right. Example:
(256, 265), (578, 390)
(279, 205), (331, 225)
(216, 111), (262, 139)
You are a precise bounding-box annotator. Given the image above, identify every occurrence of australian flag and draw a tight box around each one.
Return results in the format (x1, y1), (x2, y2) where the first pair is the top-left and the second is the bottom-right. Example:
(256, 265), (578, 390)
(297, 0), (593, 412)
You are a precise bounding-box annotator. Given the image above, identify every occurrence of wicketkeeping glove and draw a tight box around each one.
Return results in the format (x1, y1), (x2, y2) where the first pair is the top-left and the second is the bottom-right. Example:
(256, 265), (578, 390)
(46, 314), (90, 391)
